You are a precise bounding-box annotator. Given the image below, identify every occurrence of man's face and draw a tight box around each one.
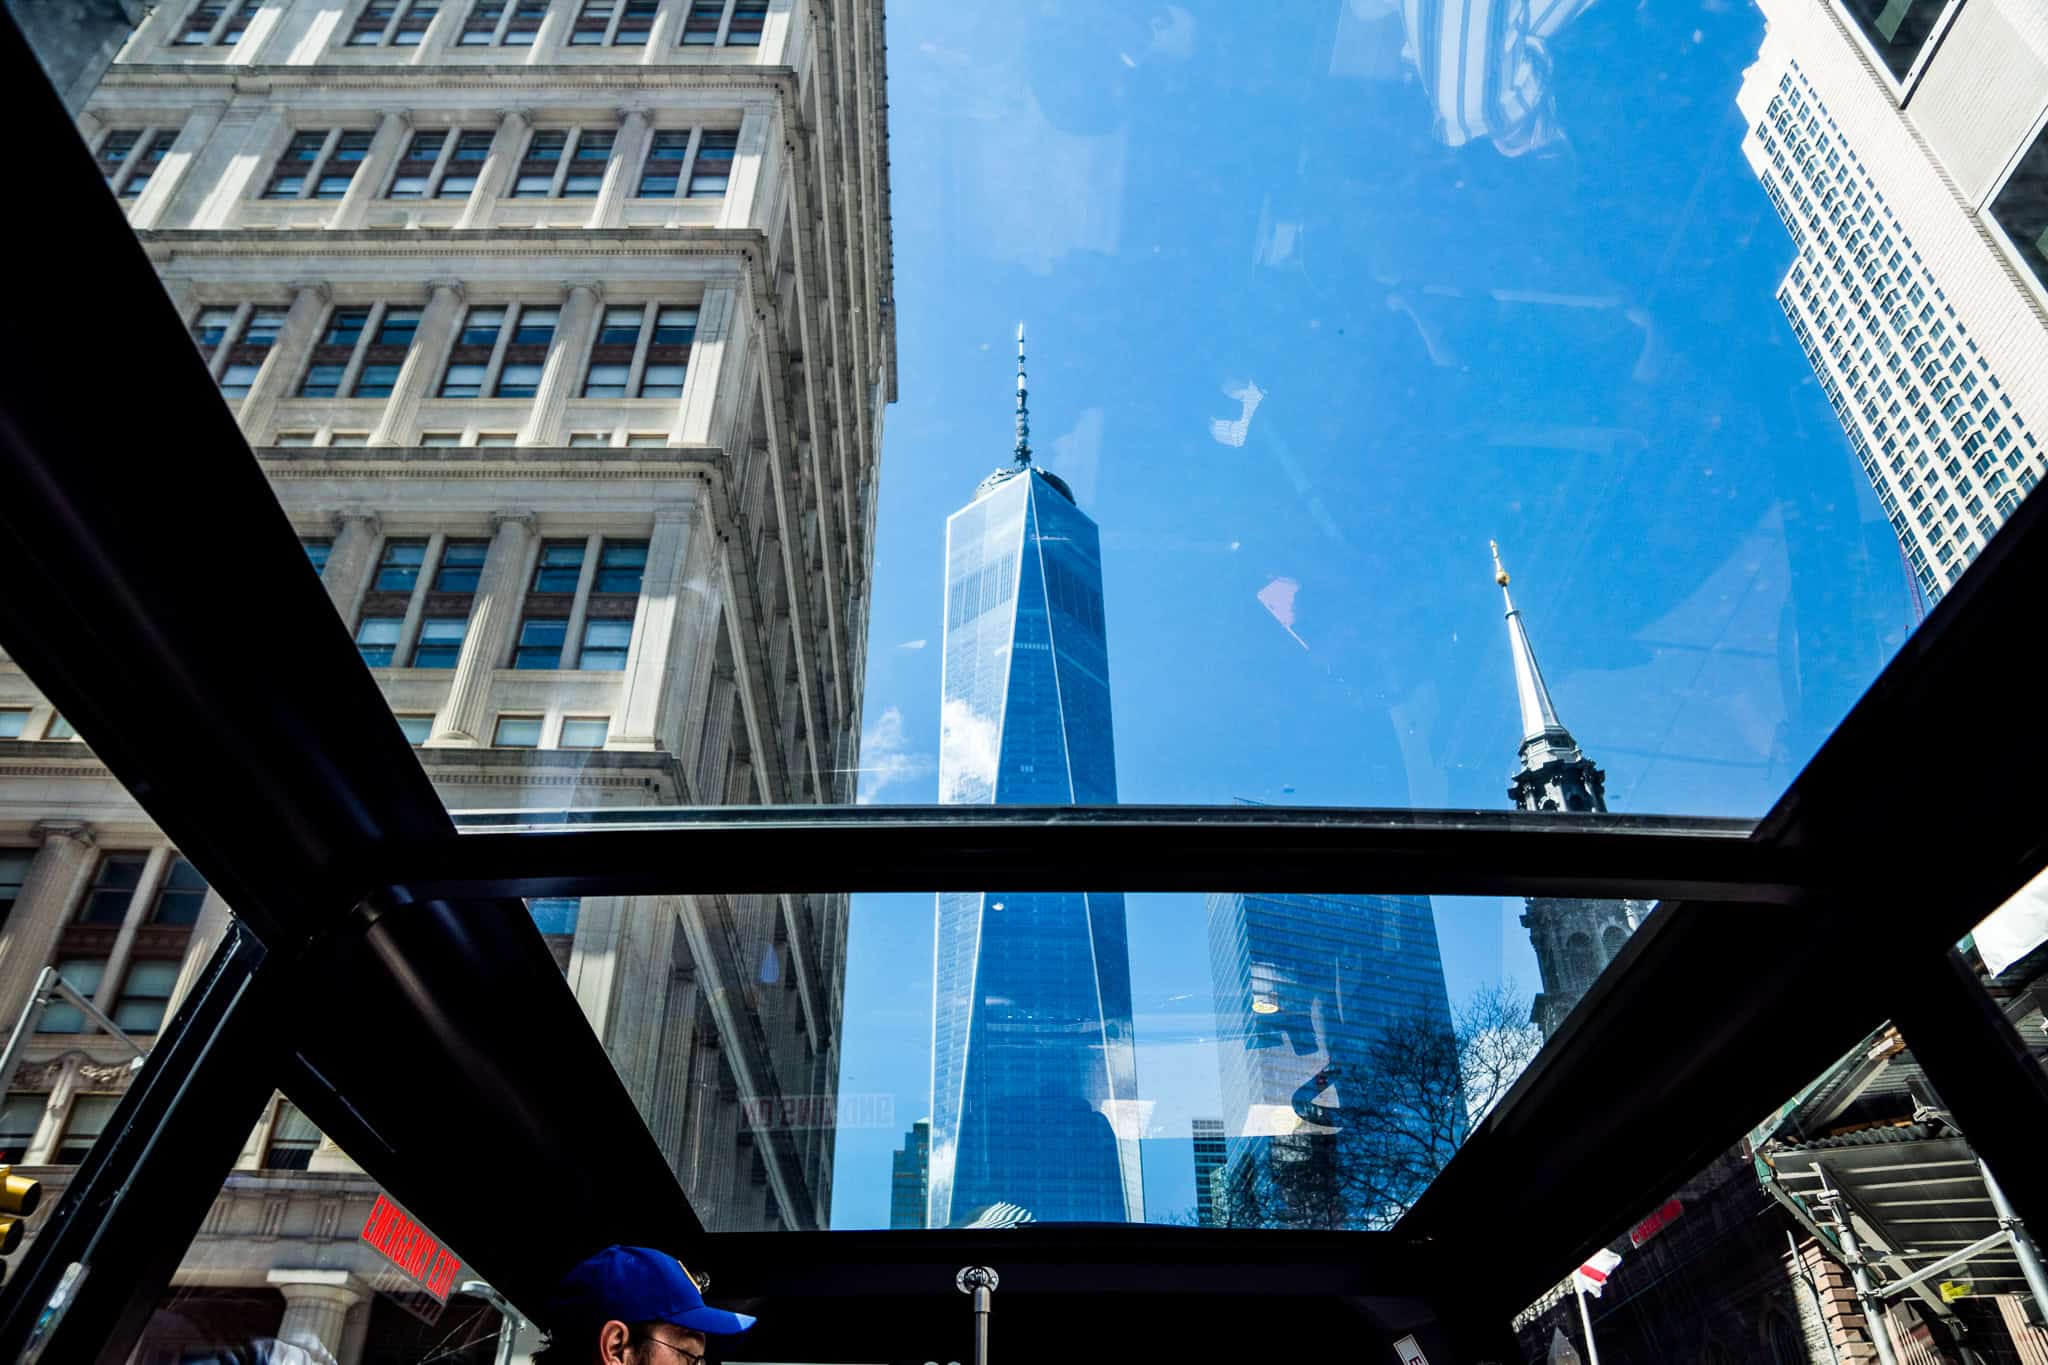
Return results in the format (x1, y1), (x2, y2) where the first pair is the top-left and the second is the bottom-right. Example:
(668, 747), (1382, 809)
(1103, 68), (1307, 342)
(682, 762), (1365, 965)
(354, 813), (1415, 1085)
(598, 1320), (709, 1365)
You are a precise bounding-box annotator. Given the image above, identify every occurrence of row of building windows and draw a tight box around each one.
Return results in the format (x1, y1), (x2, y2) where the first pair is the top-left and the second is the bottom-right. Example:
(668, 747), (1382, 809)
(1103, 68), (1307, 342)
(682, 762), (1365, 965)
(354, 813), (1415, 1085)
(0, 710), (78, 743)
(187, 299), (697, 405)
(169, 0), (765, 50)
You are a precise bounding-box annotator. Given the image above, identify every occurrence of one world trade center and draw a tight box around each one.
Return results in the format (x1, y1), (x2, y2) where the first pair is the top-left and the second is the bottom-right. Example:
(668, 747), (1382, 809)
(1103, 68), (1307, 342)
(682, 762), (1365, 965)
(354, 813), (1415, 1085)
(927, 327), (1142, 1227)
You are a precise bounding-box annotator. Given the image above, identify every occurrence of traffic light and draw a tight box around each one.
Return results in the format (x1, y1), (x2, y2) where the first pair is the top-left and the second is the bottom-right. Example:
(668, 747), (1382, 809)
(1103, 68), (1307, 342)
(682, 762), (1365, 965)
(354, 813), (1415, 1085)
(0, 1165), (42, 1271)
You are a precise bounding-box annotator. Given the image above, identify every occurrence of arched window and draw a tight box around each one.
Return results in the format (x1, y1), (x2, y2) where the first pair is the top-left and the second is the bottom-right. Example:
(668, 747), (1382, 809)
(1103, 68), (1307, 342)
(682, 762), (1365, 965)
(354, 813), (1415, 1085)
(1601, 924), (1628, 963)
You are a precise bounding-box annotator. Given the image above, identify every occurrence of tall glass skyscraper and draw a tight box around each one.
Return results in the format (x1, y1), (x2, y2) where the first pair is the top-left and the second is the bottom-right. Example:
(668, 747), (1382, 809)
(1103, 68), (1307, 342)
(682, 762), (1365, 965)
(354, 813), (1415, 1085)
(1205, 889), (1455, 1227)
(926, 328), (1142, 1227)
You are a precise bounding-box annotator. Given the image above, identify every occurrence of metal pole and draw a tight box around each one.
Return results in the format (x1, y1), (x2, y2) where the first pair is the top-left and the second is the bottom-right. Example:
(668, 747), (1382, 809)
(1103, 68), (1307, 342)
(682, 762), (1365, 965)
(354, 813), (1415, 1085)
(1788, 1233), (1846, 1365)
(0, 967), (59, 1100)
(1981, 1159), (2048, 1326)
(1574, 1280), (1601, 1365)
(955, 1266), (997, 1365)
(1822, 1184), (1901, 1365)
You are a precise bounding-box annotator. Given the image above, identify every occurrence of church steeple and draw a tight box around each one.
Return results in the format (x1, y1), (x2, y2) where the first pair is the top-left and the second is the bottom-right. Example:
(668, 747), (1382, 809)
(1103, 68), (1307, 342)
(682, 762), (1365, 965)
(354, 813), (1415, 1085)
(1490, 541), (1607, 815)
(1013, 322), (1032, 467)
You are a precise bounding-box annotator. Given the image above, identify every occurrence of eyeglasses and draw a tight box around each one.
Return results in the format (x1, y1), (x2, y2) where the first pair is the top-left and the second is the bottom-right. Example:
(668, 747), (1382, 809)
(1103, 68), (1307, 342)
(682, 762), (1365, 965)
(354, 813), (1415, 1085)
(633, 1336), (706, 1365)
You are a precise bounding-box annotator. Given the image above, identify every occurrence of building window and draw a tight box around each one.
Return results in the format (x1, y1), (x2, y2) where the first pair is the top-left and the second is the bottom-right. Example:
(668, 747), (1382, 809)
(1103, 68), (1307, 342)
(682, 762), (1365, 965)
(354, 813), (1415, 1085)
(533, 540), (586, 591)
(396, 713), (435, 743)
(1989, 120), (2048, 295)
(347, 0), (398, 41)
(687, 130), (736, 197)
(567, 432), (610, 447)
(387, 128), (495, 198)
(150, 857), (210, 926)
(433, 539), (491, 592)
(113, 130), (179, 198)
(560, 716), (609, 748)
(355, 617), (403, 666)
(680, 0), (721, 43)
(725, 0), (764, 45)
(568, 0), (612, 43)
(595, 539), (649, 593)
(636, 130), (690, 196)
(421, 431), (462, 446)
(174, 1), (226, 44)
(264, 129), (375, 200)
(579, 618), (633, 671)
(502, 0), (547, 42)
(412, 617), (470, 668)
(373, 537), (428, 592)
(53, 1094), (120, 1164)
(298, 303), (418, 397)
(304, 538), (333, 575)
(513, 617), (568, 668)
(348, 0), (439, 43)
(0, 710), (27, 740)
(44, 714), (77, 741)
(263, 1101), (321, 1169)
(615, 0), (654, 43)
(0, 848), (32, 929)
(97, 129), (141, 184)
(459, 0), (504, 42)
(510, 127), (615, 197)
(493, 715), (543, 747)
(1838, 0), (1957, 83)
(526, 897), (580, 934)
(205, 305), (289, 399)
(113, 960), (180, 1034)
(580, 306), (693, 397)
(442, 303), (558, 397)
(217, 0), (263, 41)
(392, 0), (439, 42)
(80, 853), (147, 925)
(37, 959), (108, 1034)
(625, 432), (667, 447)
(477, 432), (519, 446)
(0, 1093), (43, 1164)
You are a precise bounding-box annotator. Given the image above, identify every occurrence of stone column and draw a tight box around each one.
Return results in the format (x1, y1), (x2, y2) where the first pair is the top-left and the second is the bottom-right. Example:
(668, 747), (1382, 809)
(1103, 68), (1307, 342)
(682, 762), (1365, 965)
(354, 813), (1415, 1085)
(163, 889), (234, 1023)
(669, 287), (737, 445)
(590, 108), (651, 230)
(455, 108), (530, 231)
(131, 102), (225, 231)
(269, 1271), (369, 1365)
(190, 105), (283, 228)
(612, 505), (696, 749)
(0, 823), (97, 1031)
(517, 283), (602, 446)
(93, 846), (172, 1023)
(369, 282), (465, 447)
(558, 532), (604, 669)
(330, 110), (411, 230)
(320, 510), (384, 625)
(428, 511), (537, 745)
(234, 282), (330, 443)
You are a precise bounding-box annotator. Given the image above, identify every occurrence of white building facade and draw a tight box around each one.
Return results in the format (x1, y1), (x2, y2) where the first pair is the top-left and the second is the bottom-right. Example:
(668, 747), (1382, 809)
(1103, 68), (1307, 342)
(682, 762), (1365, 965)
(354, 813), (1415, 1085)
(1737, 0), (2048, 604)
(0, 0), (892, 1356)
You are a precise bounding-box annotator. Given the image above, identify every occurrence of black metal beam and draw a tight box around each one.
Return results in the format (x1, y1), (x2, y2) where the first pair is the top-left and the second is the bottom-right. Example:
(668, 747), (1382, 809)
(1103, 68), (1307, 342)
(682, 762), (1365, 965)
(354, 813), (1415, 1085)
(427, 805), (1785, 901)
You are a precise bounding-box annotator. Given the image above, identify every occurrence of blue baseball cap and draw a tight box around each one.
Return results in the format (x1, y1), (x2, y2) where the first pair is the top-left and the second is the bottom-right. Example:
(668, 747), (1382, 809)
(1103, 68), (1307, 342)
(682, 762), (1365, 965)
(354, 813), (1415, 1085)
(544, 1245), (757, 1338)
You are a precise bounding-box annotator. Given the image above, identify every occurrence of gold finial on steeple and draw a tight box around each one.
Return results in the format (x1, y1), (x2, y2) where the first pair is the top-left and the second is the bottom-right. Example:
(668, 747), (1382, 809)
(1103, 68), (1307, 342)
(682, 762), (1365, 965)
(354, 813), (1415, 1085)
(1491, 539), (1511, 588)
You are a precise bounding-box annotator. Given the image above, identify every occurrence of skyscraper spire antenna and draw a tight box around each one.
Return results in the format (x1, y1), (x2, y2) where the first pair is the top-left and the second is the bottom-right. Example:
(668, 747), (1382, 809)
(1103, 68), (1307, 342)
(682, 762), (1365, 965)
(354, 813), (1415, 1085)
(1013, 322), (1031, 468)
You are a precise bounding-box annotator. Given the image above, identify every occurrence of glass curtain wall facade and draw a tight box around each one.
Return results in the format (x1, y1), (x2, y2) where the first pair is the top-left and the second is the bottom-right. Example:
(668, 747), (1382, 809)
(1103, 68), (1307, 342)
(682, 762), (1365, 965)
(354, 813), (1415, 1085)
(1206, 890), (1456, 1229)
(927, 463), (1141, 1227)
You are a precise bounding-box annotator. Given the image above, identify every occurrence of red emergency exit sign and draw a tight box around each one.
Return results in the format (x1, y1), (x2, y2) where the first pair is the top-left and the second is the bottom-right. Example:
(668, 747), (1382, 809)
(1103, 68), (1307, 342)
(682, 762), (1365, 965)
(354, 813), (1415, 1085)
(361, 1192), (462, 1303)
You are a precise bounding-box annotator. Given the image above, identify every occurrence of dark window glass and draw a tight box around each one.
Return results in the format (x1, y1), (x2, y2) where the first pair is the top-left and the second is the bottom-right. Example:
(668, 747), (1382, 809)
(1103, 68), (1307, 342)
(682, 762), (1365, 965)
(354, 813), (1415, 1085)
(352, 362), (401, 397)
(218, 0), (262, 42)
(652, 306), (696, 346)
(456, 305), (506, 350)
(265, 130), (328, 197)
(595, 539), (648, 593)
(513, 617), (568, 667)
(1837, 0), (1956, 81)
(241, 307), (288, 348)
(512, 307), (559, 346)
(374, 306), (422, 347)
(534, 540), (586, 591)
(37, 960), (108, 1035)
(191, 306), (237, 349)
(615, 0), (654, 43)
(80, 853), (146, 925)
(355, 616), (403, 666)
(322, 306), (371, 348)
(391, 0), (438, 42)
(579, 617), (634, 670)
(596, 306), (642, 347)
(583, 363), (629, 398)
(113, 960), (180, 1034)
(176, 2), (224, 44)
(119, 132), (178, 198)
(263, 1102), (321, 1170)
(570, 0), (612, 43)
(412, 616), (469, 668)
(348, 0), (397, 42)
(688, 130), (736, 197)
(460, 0), (503, 42)
(725, 0), (763, 44)
(53, 1093), (119, 1162)
(1990, 122), (2048, 294)
(373, 538), (428, 592)
(0, 1093), (43, 1164)
(680, 0), (720, 43)
(637, 130), (689, 196)
(150, 857), (210, 925)
(434, 539), (490, 592)
(0, 848), (33, 929)
(304, 538), (333, 575)
(495, 362), (544, 398)
(299, 363), (346, 397)
(441, 363), (488, 398)
(503, 0), (546, 42)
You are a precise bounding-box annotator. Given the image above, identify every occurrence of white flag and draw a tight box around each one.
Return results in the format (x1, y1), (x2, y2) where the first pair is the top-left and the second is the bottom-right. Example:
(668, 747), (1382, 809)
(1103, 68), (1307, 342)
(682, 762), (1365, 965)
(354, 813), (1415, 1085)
(1574, 1247), (1623, 1298)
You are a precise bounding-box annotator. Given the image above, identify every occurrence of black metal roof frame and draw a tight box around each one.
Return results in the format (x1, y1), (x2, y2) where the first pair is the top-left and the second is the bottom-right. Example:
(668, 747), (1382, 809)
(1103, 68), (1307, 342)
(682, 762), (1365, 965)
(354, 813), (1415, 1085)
(4, 7), (2048, 1360)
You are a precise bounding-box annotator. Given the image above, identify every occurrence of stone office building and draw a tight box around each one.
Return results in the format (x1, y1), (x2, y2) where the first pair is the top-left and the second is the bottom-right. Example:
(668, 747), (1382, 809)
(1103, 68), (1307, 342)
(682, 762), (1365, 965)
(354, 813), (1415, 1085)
(0, 0), (892, 1357)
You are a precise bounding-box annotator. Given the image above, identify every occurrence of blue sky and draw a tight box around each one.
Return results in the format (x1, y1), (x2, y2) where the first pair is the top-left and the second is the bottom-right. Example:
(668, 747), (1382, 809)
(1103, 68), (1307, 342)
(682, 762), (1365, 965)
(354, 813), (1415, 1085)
(826, 0), (1921, 1228)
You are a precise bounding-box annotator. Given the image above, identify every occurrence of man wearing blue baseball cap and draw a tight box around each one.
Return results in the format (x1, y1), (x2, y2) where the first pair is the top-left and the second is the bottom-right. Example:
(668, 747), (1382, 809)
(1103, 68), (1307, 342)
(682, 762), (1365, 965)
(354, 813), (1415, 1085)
(536, 1244), (756, 1365)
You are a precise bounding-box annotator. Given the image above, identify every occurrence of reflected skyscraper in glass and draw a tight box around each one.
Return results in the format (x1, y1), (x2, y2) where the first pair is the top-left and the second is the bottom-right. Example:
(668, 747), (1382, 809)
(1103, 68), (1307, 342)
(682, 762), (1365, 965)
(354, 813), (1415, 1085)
(927, 328), (1142, 1227)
